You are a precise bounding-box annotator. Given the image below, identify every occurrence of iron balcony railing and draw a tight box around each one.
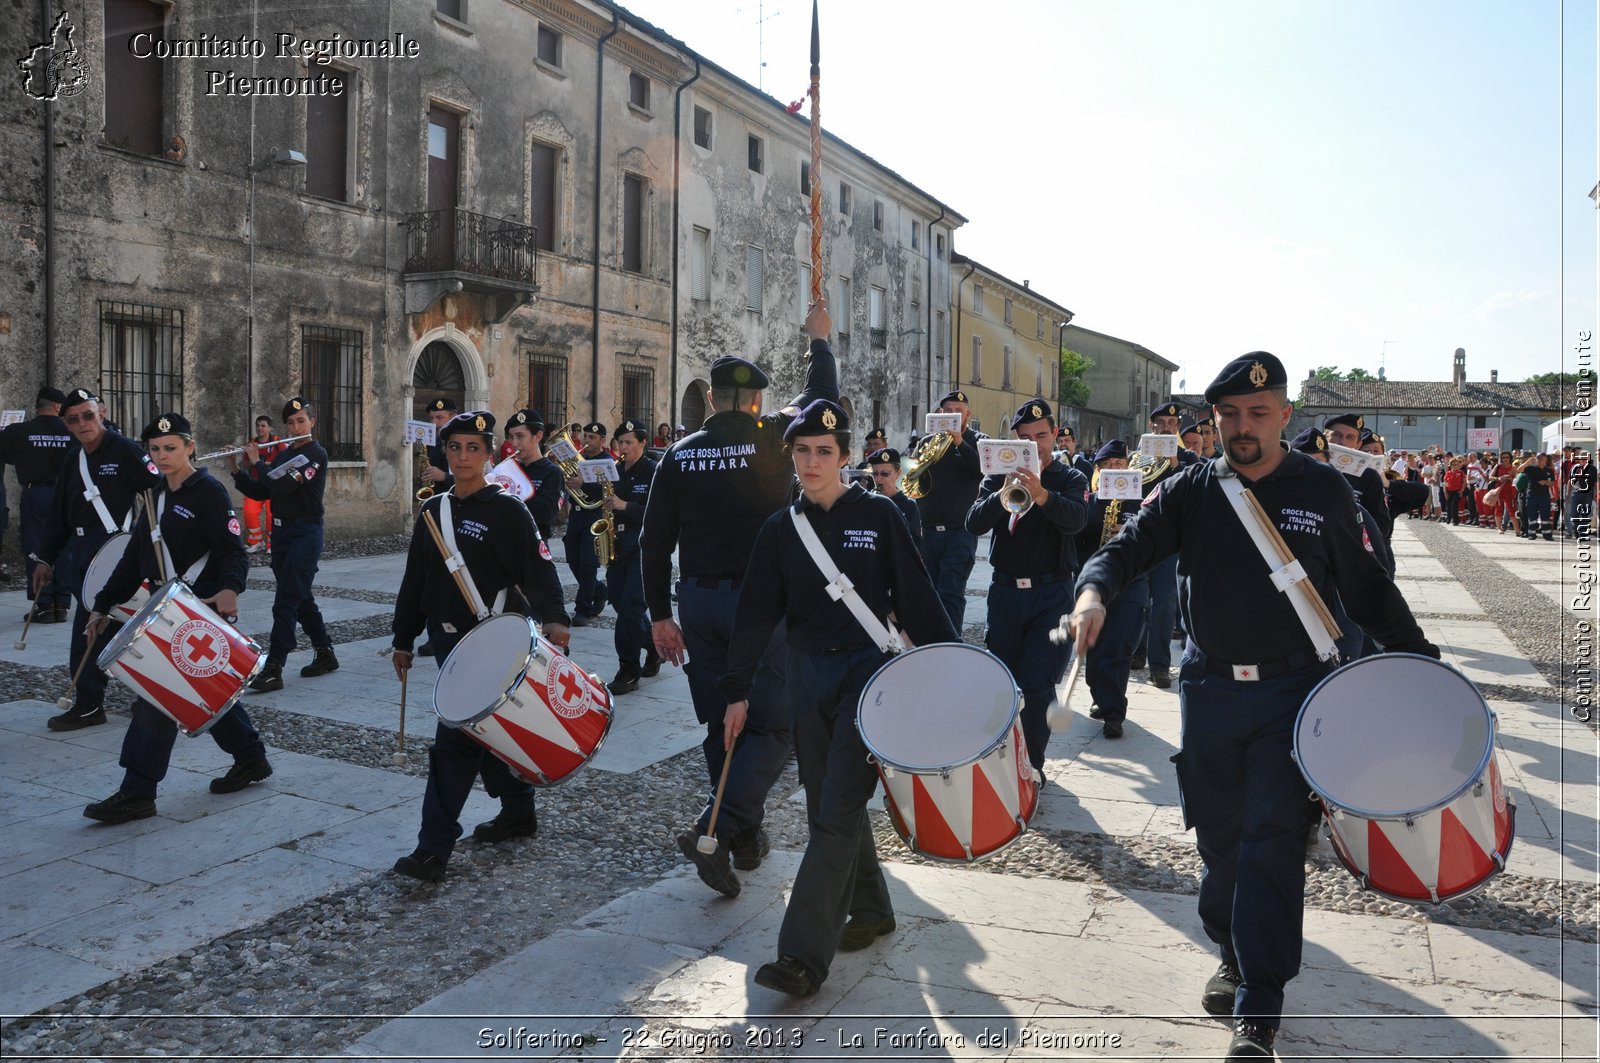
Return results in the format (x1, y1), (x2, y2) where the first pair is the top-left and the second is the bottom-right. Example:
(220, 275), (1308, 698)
(403, 208), (538, 285)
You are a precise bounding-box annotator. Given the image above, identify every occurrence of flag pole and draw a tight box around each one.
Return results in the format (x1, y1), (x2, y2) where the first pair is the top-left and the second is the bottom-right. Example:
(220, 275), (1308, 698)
(808, 0), (823, 307)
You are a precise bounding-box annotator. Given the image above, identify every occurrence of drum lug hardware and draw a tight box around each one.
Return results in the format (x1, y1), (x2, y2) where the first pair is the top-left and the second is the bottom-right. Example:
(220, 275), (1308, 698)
(939, 768), (952, 780)
(1403, 815), (1417, 831)
(1472, 780), (1485, 798)
(962, 842), (973, 860)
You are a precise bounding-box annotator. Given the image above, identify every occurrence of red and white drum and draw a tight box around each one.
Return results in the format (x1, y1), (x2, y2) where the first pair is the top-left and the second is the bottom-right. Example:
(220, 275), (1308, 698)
(857, 643), (1036, 862)
(97, 578), (265, 736)
(433, 613), (612, 786)
(1294, 653), (1516, 904)
(79, 532), (152, 622)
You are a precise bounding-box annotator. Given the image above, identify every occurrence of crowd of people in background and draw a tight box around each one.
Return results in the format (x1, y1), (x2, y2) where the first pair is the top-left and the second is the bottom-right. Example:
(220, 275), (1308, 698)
(1389, 444), (1593, 541)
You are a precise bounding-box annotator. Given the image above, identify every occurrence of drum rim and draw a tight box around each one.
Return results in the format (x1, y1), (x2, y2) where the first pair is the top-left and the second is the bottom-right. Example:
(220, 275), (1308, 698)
(98, 576), (188, 668)
(1293, 651), (1496, 820)
(855, 642), (1022, 772)
(80, 531), (133, 606)
(431, 613), (540, 727)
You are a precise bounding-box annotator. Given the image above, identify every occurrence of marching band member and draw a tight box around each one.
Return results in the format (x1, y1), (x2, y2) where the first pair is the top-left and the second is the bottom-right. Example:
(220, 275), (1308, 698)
(229, 397), (336, 690)
(1322, 414), (1394, 546)
(1056, 424), (1095, 480)
(914, 390), (984, 631)
(1196, 415), (1220, 458)
(3, 387), (73, 619)
(858, 427), (888, 468)
(419, 397), (458, 496)
(1071, 439), (1148, 739)
(965, 400), (1090, 773)
(1071, 353), (1438, 1060)
(241, 415), (285, 552)
(721, 399), (955, 997)
(604, 419), (660, 695)
(562, 422), (611, 626)
(504, 409), (563, 541)
(1130, 401), (1201, 690)
(641, 301), (838, 897)
(81, 413), (271, 822)
(33, 388), (160, 730)
(389, 411), (570, 883)
(866, 448), (922, 555)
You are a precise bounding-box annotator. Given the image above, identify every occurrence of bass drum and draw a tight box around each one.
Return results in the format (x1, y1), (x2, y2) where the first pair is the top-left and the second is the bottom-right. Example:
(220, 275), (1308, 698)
(80, 532), (152, 622)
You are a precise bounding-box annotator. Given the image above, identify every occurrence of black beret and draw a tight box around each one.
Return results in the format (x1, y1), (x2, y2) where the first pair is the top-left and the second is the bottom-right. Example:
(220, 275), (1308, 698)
(36, 387), (67, 406)
(1056, 425), (1074, 439)
(1093, 439), (1129, 463)
(867, 447), (902, 466)
(783, 398), (850, 441)
(61, 387), (100, 412)
(428, 397), (459, 413)
(614, 419), (647, 438)
(938, 390), (970, 407)
(141, 412), (193, 441)
(1358, 427), (1376, 445)
(582, 421), (607, 437)
(865, 427), (887, 442)
(1011, 399), (1053, 430)
(440, 411), (495, 442)
(505, 408), (543, 435)
(1196, 416), (1215, 429)
(1290, 426), (1328, 455)
(1180, 422), (1201, 436)
(1148, 401), (1181, 422)
(282, 396), (311, 421)
(709, 356), (770, 389)
(1324, 413), (1364, 431)
(1203, 352), (1288, 404)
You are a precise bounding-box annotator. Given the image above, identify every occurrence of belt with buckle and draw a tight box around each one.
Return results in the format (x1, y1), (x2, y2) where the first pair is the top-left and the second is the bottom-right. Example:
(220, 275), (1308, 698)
(1188, 644), (1327, 682)
(995, 571), (1070, 590)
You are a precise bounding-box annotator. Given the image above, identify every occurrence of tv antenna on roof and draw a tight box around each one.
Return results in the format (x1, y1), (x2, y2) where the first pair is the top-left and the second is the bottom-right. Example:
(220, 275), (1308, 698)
(737, 0), (782, 90)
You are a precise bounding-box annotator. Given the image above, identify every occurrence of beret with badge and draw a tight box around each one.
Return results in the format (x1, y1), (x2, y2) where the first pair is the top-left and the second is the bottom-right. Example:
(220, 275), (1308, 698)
(939, 389), (970, 407)
(1010, 399), (1053, 430)
(708, 355), (770, 390)
(440, 410), (495, 442)
(428, 397), (459, 414)
(1323, 412), (1364, 431)
(142, 412), (193, 441)
(62, 388), (100, 413)
(1290, 426), (1328, 455)
(583, 421), (608, 437)
(867, 447), (902, 466)
(614, 419), (646, 438)
(1203, 351), (1288, 404)
(865, 427), (888, 442)
(1148, 400), (1181, 422)
(282, 395), (312, 422)
(783, 398), (850, 441)
(505, 408), (543, 436)
(1093, 438), (1129, 464)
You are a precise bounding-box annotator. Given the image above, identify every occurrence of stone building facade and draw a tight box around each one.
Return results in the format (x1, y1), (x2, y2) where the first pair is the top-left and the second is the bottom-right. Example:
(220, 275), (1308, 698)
(948, 254), (1071, 440)
(1058, 323), (1178, 448)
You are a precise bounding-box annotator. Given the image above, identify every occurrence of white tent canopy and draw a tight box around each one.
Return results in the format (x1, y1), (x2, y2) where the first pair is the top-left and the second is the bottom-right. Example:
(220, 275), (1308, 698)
(1543, 406), (1597, 450)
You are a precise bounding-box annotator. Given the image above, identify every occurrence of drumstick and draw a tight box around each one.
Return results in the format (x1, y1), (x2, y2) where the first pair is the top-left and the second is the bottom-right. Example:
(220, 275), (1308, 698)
(695, 749), (737, 855)
(1239, 487), (1342, 638)
(392, 667), (410, 767)
(56, 639), (101, 709)
(420, 510), (480, 614)
(1047, 644), (1083, 734)
(144, 492), (169, 583)
(14, 599), (39, 651)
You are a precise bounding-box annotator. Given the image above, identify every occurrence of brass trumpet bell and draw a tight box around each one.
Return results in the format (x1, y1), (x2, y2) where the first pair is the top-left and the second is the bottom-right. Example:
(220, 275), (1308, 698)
(999, 475), (1033, 516)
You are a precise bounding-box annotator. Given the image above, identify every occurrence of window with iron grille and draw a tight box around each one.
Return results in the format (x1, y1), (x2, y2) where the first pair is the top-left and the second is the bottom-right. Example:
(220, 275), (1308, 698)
(528, 352), (568, 431)
(99, 301), (183, 433)
(301, 325), (364, 461)
(622, 366), (654, 427)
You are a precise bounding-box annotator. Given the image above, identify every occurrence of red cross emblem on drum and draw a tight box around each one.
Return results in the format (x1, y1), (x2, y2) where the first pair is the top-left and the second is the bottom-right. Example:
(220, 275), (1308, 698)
(170, 618), (231, 679)
(545, 654), (591, 720)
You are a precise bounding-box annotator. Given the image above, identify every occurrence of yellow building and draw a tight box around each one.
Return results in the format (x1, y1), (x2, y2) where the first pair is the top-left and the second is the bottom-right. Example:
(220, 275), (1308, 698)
(948, 254), (1073, 439)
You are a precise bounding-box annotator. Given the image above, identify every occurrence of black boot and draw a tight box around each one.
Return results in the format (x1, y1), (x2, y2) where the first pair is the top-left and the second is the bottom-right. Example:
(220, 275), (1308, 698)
(248, 664), (284, 692)
(300, 646), (340, 678)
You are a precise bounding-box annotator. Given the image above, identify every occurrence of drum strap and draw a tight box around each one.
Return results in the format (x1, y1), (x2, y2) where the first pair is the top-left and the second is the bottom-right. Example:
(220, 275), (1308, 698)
(1214, 461), (1341, 662)
(154, 494), (208, 585)
(79, 449), (131, 535)
(437, 493), (507, 621)
(789, 509), (904, 655)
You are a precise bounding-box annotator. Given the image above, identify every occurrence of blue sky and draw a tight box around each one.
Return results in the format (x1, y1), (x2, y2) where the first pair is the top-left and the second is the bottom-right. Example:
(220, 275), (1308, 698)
(618, 0), (1596, 393)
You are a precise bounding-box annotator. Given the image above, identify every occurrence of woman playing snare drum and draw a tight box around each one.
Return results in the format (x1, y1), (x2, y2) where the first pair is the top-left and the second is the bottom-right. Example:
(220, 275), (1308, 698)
(81, 413), (271, 823)
(719, 399), (956, 998)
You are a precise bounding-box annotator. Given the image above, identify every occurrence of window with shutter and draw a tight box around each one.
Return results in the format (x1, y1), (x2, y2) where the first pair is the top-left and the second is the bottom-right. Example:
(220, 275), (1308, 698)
(745, 245), (764, 312)
(691, 226), (710, 301)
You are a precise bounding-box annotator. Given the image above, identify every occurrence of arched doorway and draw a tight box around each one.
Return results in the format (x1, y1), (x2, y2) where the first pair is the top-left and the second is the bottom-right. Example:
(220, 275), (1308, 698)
(412, 340), (466, 421)
(680, 379), (708, 432)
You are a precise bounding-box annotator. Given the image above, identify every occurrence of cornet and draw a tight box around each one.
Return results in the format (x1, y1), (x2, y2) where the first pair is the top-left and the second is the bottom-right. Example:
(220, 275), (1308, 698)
(999, 474), (1034, 516)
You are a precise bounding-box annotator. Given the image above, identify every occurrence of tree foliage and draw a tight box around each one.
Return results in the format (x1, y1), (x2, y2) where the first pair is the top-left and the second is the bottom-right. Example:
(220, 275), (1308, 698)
(1059, 348), (1093, 410)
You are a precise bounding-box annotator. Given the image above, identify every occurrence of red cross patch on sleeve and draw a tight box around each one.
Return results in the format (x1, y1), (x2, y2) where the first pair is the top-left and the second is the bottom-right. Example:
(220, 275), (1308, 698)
(305, 465), (317, 480)
(228, 517), (242, 538)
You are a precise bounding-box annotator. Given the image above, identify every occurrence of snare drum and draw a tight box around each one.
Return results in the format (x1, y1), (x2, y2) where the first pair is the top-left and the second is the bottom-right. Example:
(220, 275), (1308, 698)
(856, 644), (1035, 862)
(80, 532), (152, 622)
(97, 578), (265, 736)
(1294, 653), (1516, 904)
(433, 613), (613, 786)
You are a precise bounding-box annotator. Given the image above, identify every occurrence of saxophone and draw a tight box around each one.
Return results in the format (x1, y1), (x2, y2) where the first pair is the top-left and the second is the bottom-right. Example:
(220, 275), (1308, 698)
(1098, 499), (1124, 548)
(590, 479), (617, 567)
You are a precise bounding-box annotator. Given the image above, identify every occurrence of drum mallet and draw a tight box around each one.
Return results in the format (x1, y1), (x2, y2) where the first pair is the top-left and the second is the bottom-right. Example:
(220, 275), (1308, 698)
(393, 668), (410, 767)
(56, 638), (101, 709)
(15, 600), (40, 652)
(696, 749), (737, 855)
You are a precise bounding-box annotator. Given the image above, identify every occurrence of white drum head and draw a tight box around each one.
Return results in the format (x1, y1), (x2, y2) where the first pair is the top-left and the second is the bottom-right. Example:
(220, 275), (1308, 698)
(857, 644), (1019, 771)
(81, 533), (132, 608)
(434, 614), (537, 725)
(1295, 654), (1491, 817)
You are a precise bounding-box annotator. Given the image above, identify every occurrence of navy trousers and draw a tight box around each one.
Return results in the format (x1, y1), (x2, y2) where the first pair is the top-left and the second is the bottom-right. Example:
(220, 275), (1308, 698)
(266, 522), (331, 666)
(608, 545), (651, 674)
(778, 645), (895, 985)
(1171, 655), (1331, 1028)
(985, 578), (1075, 772)
(119, 698), (267, 799)
(63, 535), (118, 710)
(676, 580), (791, 842)
(563, 516), (604, 617)
(920, 526), (977, 631)
(415, 624), (538, 860)
(1082, 573), (1149, 723)
(22, 484), (70, 607)
(1140, 553), (1181, 672)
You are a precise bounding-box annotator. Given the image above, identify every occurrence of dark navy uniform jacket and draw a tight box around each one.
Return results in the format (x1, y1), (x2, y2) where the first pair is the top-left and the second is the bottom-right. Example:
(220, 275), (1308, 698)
(232, 440), (330, 523)
(640, 339), (839, 621)
(391, 485), (569, 652)
(518, 456), (564, 540)
(426, 442), (455, 494)
(718, 485), (956, 702)
(611, 453), (656, 558)
(93, 469), (248, 608)
(40, 431), (162, 565)
(1074, 493), (1138, 565)
(1, 414), (72, 485)
(966, 460), (1091, 577)
(886, 491), (922, 551)
(1344, 468), (1393, 542)
(1079, 449), (1435, 665)
(913, 427), (984, 528)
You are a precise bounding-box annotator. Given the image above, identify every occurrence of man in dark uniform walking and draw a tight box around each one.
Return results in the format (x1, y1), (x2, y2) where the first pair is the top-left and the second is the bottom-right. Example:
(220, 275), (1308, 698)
(1131, 400), (1200, 688)
(1057, 424), (1095, 480)
(2, 387), (73, 620)
(229, 397), (336, 691)
(562, 422), (611, 625)
(1071, 352), (1438, 1060)
(1071, 439), (1149, 739)
(33, 388), (161, 729)
(1322, 413), (1394, 548)
(966, 400), (1090, 774)
(866, 448), (922, 555)
(641, 301), (838, 896)
(914, 390), (984, 632)
(504, 408), (563, 541)
(605, 419), (660, 695)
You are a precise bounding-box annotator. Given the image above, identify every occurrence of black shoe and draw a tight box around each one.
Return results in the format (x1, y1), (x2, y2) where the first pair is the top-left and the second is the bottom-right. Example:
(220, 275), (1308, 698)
(84, 791), (156, 824)
(1544, 533), (1554, 541)
(1226, 1020), (1275, 1058)
(1202, 960), (1242, 1016)
(32, 605), (64, 625)
(838, 915), (896, 952)
(1088, 703), (1105, 720)
(608, 670), (640, 695)
(1130, 652), (1146, 671)
(393, 848), (447, 883)
(416, 641), (435, 658)
(473, 809), (538, 843)
(1102, 718), (1124, 739)
(593, 582), (608, 613)
(1150, 668), (1172, 689)
(677, 831), (740, 897)
(248, 665), (284, 692)
(640, 653), (663, 678)
(570, 614), (591, 628)
(48, 706), (107, 731)
(52, 605), (72, 623)
(754, 955), (819, 997)
(211, 758), (272, 793)
(730, 826), (771, 871)
(299, 646), (339, 678)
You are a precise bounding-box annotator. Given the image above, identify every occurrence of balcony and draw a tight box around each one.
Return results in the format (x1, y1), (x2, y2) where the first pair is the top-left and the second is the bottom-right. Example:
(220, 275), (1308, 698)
(402, 208), (539, 323)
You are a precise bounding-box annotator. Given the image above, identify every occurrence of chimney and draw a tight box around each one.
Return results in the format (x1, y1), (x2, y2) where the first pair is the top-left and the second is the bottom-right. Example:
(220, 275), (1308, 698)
(1378, 366), (1386, 381)
(1490, 369), (1498, 383)
(1453, 347), (1467, 392)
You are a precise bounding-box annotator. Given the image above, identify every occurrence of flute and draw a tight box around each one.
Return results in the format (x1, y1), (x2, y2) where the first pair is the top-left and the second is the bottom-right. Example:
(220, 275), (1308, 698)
(196, 434), (313, 461)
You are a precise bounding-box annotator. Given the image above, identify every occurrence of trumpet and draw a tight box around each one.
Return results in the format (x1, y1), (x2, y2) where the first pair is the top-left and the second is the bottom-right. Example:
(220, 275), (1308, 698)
(197, 433), (313, 461)
(999, 474), (1033, 516)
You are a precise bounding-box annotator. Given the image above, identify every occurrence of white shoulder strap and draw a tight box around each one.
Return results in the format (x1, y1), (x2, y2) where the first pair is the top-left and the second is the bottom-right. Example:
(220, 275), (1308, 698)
(1214, 465), (1341, 661)
(154, 493), (208, 584)
(437, 493), (507, 620)
(78, 449), (122, 535)
(789, 507), (903, 654)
